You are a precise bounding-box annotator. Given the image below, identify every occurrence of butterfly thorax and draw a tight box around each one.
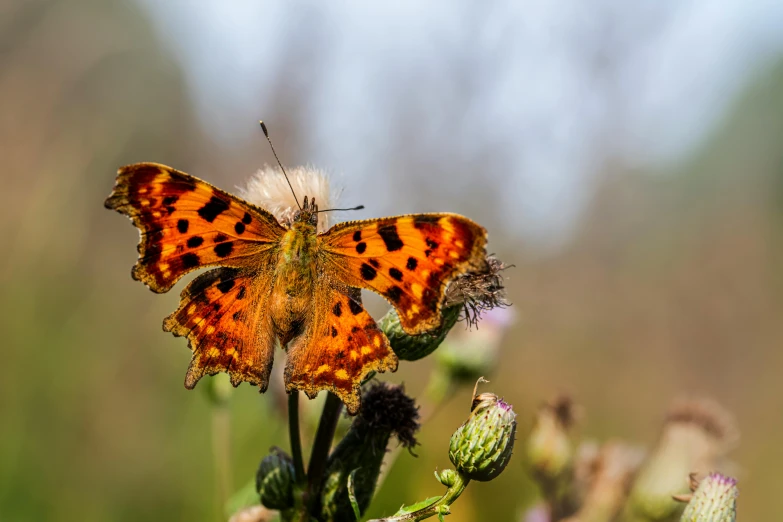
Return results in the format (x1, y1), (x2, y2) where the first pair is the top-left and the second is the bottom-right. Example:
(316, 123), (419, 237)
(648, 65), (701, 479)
(270, 219), (319, 343)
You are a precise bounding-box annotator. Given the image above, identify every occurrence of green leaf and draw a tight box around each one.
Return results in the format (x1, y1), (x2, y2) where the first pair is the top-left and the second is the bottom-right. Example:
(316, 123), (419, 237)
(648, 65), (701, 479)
(348, 470), (362, 521)
(393, 496), (441, 516)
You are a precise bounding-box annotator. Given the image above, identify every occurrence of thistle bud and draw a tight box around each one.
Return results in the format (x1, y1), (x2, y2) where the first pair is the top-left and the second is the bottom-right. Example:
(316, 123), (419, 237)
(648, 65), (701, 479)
(255, 447), (295, 511)
(679, 473), (738, 522)
(380, 255), (510, 361)
(448, 385), (517, 481)
(435, 468), (458, 487)
(321, 383), (420, 521)
(527, 395), (576, 483)
(624, 397), (738, 522)
(379, 305), (461, 361)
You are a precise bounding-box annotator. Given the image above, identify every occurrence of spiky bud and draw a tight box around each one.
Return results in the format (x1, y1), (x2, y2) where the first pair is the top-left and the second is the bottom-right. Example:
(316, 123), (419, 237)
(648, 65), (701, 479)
(379, 305), (461, 361)
(624, 397), (738, 522)
(255, 447), (295, 511)
(321, 383), (420, 521)
(435, 468), (458, 487)
(527, 395), (576, 482)
(679, 473), (738, 522)
(380, 255), (510, 361)
(448, 387), (517, 481)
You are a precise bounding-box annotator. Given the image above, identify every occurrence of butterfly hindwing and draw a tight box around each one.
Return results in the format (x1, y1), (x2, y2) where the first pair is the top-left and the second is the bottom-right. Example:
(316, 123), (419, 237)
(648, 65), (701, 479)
(105, 163), (286, 293)
(284, 285), (397, 414)
(163, 267), (278, 391)
(319, 214), (487, 334)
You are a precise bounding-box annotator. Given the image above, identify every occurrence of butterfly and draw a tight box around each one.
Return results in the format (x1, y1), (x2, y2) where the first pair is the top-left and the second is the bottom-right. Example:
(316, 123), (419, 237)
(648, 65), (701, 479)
(105, 162), (487, 413)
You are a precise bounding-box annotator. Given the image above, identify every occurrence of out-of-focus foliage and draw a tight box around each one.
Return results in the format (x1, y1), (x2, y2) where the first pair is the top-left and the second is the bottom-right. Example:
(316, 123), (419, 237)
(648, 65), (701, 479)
(2, 0), (782, 521)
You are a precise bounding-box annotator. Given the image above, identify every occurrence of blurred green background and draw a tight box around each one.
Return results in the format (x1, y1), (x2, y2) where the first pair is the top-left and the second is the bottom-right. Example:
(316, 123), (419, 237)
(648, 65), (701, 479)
(2, 1), (782, 520)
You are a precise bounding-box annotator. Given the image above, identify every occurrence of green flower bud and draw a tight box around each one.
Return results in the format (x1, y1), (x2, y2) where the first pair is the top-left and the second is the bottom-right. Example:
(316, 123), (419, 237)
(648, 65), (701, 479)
(380, 255), (510, 361)
(435, 468), (458, 487)
(448, 388), (517, 482)
(680, 473), (738, 522)
(321, 383), (420, 521)
(255, 447), (295, 511)
(379, 305), (461, 361)
(527, 395), (576, 482)
(624, 398), (738, 522)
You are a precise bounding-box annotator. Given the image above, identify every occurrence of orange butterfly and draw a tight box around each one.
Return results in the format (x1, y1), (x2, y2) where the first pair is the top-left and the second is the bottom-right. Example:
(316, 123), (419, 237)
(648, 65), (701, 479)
(105, 162), (487, 413)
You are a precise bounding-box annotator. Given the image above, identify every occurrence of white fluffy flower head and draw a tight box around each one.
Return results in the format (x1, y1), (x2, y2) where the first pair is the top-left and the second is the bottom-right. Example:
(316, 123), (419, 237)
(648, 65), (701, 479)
(238, 165), (337, 233)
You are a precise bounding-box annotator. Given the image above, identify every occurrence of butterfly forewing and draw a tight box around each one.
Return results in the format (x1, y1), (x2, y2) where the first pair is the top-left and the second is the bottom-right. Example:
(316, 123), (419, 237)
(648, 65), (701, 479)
(104, 163), (286, 293)
(319, 214), (488, 334)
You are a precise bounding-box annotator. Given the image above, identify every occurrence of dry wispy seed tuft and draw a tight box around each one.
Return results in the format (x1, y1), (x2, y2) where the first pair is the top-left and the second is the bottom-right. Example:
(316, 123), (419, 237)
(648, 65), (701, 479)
(238, 165), (338, 232)
(444, 254), (511, 328)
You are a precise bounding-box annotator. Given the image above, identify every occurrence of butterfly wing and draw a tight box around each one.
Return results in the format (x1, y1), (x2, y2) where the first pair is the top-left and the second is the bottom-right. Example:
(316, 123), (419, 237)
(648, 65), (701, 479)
(284, 284), (397, 414)
(319, 214), (487, 334)
(105, 163), (286, 293)
(163, 267), (277, 391)
(106, 163), (285, 390)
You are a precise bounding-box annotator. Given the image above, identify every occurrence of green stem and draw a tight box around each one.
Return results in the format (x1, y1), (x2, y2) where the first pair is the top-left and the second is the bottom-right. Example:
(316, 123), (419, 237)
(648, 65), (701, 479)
(305, 392), (343, 514)
(211, 404), (232, 521)
(370, 472), (470, 521)
(288, 392), (306, 485)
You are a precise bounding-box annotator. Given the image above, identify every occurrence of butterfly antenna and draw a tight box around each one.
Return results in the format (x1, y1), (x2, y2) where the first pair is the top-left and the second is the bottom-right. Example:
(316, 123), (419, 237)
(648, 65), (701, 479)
(259, 120), (301, 210)
(317, 205), (365, 213)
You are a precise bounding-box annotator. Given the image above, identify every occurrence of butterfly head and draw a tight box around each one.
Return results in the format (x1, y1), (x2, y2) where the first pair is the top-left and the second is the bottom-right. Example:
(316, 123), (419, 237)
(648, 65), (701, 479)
(293, 195), (319, 227)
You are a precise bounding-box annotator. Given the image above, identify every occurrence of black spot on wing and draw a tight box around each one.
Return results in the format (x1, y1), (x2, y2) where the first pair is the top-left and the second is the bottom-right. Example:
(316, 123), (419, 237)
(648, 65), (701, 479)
(198, 196), (229, 222)
(333, 302), (342, 317)
(378, 224), (404, 251)
(356, 242), (366, 254)
(353, 230), (362, 242)
(182, 253), (199, 269)
(389, 268), (403, 281)
(177, 219), (189, 233)
(187, 236), (203, 248)
(360, 263), (377, 281)
(235, 222), (245, 234)
(214, 242), (234, 257)
(386, 285), (403, 303)
(406, 257), (418, 271)
(242, 212), (252, 224)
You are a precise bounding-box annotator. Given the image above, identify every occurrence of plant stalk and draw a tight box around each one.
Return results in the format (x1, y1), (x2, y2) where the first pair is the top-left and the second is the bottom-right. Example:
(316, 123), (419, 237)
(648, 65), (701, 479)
(288, 392), (306, 485)
(211, 403), (232, 521)
(304, 392), (343, 515)
(370, 472), (470, 521)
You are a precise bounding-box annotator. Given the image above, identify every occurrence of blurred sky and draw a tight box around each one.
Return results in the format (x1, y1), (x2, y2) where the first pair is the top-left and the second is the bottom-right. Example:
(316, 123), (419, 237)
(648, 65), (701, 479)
(141, 0), (783, 245)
